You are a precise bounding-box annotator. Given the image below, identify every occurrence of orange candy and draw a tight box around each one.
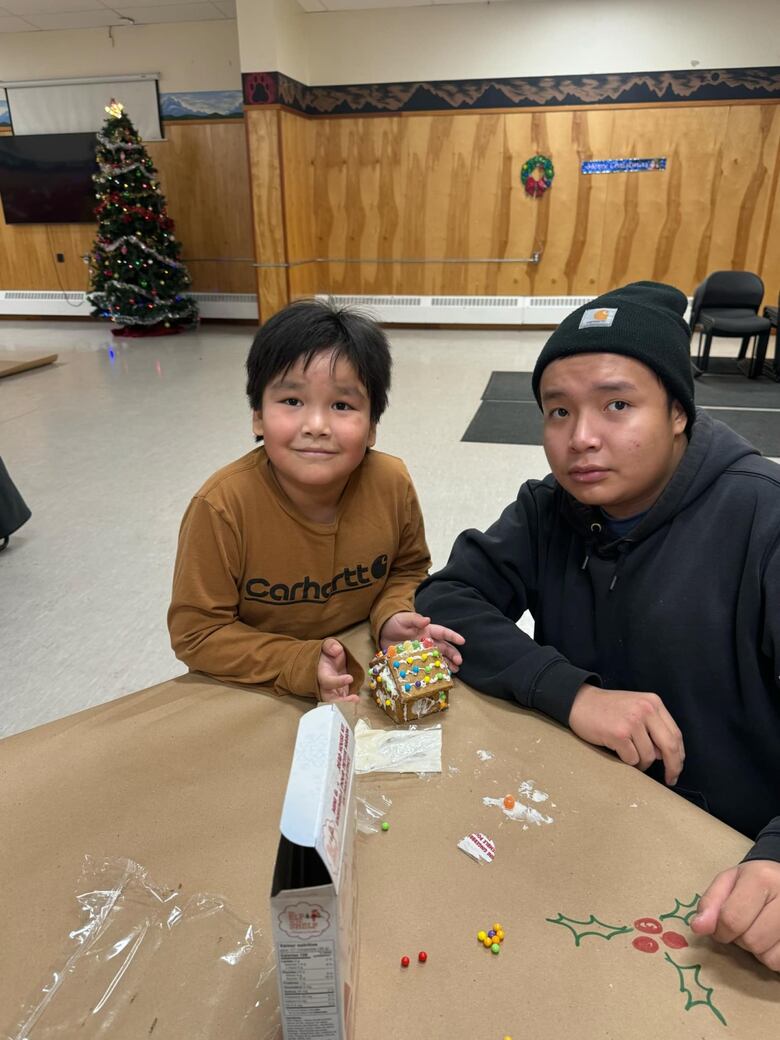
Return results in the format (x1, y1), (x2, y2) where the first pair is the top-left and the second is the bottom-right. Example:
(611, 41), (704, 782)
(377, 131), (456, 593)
(503, 795), (515, 810)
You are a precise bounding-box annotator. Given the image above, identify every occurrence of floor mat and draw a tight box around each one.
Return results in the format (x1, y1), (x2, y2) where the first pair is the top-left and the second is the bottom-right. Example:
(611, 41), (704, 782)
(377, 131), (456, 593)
(464, 371), (780, 455)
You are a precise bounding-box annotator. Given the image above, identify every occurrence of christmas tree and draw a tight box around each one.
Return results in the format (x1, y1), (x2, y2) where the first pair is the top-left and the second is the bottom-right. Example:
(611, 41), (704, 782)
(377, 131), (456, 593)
(88, 101), (198, 336)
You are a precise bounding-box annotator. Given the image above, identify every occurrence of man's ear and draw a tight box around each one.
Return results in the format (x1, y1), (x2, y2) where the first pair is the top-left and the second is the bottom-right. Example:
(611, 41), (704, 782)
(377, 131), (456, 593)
(671, 400), (687, 435)
(367, 423), (377, 449)
(252, 410), (263, 439)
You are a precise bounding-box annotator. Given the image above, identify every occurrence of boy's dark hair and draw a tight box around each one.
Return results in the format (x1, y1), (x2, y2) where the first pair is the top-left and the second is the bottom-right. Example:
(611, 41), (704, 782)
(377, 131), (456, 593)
(246, 298), (392, 426)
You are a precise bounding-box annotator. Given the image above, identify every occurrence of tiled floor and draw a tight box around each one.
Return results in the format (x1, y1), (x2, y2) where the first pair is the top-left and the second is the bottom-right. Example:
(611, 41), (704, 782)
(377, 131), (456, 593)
(1, 321), (552, 736)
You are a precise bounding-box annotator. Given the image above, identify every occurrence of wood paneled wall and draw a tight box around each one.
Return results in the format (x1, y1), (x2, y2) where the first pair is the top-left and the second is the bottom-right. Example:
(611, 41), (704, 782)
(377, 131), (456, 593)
(0, 120), (255, 295)
(245, 102), (780, 313)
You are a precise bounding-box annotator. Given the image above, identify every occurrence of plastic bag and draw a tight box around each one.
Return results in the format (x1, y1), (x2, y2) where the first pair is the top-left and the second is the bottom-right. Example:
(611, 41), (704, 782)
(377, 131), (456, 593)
(5, 856), (280, 1040)
(354, 719), (442, 774)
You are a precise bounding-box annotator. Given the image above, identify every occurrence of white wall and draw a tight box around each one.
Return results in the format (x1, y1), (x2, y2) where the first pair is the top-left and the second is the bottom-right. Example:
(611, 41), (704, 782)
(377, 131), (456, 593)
(236, 0), (308, 83)
(0, 20), (241, 92)
(238, 0), (780, 82)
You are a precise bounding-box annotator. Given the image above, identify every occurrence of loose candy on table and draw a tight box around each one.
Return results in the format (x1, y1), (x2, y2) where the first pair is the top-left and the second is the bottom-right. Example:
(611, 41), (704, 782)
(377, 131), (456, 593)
(477, 930), (487, 942)
(381, 821), (390, 832)
(418, 951), (428, 963)
(400, 955), (410, 967)
(491, 943), (500, 954)
(503, 795), (515, 810)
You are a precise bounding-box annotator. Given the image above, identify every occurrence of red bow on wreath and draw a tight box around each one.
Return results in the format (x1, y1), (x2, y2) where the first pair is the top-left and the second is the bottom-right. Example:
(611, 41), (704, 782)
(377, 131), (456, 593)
(525, 176), (549, 198)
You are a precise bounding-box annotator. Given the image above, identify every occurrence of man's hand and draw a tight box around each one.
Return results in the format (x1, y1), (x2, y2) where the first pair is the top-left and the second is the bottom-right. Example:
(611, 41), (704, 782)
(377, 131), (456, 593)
(568, 683), (684, 786)
(692, 860), (780, 971)
(379, 612), (465, 671)
(317, 638), (360, 703)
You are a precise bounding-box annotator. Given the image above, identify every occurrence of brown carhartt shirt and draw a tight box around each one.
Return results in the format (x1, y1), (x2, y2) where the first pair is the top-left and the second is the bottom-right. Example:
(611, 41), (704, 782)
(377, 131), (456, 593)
(168, 446), (431, 698)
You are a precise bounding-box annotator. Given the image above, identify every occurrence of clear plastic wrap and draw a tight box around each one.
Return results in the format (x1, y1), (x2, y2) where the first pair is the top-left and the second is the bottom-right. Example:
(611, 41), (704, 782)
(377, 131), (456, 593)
(354, 718), (442, 774)
(355, 791), (393, 834)
(5, 857), (280, 1040)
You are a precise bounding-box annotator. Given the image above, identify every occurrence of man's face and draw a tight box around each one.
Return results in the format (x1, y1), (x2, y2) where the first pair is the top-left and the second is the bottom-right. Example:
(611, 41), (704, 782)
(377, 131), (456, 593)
(539, 353), (688, 519)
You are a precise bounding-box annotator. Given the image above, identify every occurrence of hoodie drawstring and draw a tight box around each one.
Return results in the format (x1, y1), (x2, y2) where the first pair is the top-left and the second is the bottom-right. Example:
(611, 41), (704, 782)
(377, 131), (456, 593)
(609, 545), (629, 591)
(581, 521), (603, 571)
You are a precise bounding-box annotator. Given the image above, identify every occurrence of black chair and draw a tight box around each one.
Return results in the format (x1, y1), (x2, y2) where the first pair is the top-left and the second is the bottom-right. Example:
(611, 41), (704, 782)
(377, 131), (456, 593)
(690, 270), (771, 379)
(763, 292), (779, 380)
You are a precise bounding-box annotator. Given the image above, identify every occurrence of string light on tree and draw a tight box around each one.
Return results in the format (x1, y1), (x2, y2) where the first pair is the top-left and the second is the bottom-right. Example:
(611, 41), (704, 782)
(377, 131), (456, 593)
(87, 99), (198, 337)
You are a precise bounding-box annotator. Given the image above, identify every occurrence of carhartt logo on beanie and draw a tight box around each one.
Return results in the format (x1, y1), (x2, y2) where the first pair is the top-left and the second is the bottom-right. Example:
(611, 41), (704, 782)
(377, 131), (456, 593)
(531, 281), (695, 427)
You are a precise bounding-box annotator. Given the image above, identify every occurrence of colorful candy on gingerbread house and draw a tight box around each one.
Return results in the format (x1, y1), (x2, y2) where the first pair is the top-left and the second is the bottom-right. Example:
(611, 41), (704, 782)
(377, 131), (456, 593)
(367, 638), (453, 723)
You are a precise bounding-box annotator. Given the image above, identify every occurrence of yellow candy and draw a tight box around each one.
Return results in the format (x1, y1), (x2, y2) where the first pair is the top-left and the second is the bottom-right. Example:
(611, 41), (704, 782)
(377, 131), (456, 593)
(406, 657), (413, 664)
(477, 930), (487, 942)
(497, 930), (505, 942)
(493, 922), (503, 932)
(482, 937), (492, 948)
(385, 699), (392, 707)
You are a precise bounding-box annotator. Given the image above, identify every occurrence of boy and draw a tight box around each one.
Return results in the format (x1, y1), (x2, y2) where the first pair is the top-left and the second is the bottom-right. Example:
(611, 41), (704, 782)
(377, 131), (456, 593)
(417, 281), (780, 971)
(168, 299), (463, 703)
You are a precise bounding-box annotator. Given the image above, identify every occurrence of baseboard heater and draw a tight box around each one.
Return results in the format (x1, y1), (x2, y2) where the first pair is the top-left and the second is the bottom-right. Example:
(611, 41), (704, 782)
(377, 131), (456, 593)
(316, 295), (595, 325)
(0, 292), (694, 326)
(0, 291), (259, 320)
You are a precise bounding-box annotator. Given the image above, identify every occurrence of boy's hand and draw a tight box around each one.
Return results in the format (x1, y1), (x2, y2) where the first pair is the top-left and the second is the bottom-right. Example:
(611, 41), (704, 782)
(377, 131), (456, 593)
(568, 683), (685, 786)
(317, 638), (360, 703)
(379, 612), (465, 672)
(691, 860), (780, 971)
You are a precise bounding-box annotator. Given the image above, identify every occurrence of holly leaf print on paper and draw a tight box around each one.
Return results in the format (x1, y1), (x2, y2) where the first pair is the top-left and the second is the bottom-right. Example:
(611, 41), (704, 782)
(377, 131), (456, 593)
(659, 894), (701, 927)
(545, 912), (633, 947)
(664, 953), (727, 1026)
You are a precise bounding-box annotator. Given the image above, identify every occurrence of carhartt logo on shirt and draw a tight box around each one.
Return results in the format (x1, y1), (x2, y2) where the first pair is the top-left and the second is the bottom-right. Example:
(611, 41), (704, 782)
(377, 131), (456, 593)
(579, 307), (617, 329)
(244, 553), (389, 605)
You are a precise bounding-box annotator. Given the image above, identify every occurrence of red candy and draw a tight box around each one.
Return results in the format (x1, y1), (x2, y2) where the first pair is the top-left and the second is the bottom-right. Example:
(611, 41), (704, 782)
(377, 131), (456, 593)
(661, 931), (689, 949)
(418, 951), (427, 963)
(633, 917), (663, 934)
(421, 637), (434, 648)
(632, 936), (659, 954)
(401, 955), (410, 967)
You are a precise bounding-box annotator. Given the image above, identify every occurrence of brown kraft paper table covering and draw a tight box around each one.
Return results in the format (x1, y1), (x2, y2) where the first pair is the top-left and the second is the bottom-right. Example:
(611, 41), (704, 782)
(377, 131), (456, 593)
(1, 622), (778, 1038)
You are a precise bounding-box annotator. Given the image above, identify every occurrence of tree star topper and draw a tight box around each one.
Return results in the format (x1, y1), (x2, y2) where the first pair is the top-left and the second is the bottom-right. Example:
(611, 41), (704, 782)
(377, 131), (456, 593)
(105, 99), (124, 118)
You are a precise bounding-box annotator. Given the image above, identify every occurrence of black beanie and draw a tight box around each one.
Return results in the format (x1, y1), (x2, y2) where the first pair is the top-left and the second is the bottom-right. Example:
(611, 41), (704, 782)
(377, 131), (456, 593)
(531, 281), (695, 428)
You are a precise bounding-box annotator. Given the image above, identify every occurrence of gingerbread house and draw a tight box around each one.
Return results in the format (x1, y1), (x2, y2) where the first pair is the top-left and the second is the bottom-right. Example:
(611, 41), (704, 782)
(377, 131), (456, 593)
(367, 638), (453, 723)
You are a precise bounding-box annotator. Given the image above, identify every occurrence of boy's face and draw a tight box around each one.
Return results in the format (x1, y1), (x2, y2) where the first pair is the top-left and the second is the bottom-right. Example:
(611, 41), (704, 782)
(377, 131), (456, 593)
(253, 349), (376, 506)
(540, 353), (688, 519)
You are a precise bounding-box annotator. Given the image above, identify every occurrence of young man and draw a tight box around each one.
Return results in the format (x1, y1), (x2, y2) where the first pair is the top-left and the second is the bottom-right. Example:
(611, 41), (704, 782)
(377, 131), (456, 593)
(169, 299), (462, 704)
(417, 281), (780, 971)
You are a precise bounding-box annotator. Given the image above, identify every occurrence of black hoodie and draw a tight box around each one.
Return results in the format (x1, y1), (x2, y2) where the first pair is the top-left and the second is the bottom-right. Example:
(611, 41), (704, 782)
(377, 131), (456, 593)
(417, 411), (780, 861)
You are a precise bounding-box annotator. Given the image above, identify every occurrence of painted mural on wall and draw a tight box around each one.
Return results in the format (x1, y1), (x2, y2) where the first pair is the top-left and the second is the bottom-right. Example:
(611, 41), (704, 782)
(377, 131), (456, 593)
(0, 91), (243, 128)
(158, 91), (242, 120)
(242, 66), (780, 116)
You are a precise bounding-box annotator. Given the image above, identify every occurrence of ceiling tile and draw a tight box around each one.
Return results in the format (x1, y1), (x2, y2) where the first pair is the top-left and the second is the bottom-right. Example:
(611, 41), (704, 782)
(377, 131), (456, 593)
(112, 1), (225, 19)
(0, 11), (34, 27)
(3, 0), (105, 12)
(106, 0), (213, 7)
(23, 8), (127, 27)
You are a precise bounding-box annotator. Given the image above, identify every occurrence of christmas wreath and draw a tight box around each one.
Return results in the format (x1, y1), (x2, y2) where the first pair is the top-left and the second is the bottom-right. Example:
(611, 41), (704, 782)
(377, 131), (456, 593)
(521, 154), (554, 198)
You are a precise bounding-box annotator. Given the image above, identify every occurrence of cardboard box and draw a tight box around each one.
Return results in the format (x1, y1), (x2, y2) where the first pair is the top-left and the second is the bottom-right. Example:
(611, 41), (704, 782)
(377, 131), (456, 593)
(271, 705), (358, 1040)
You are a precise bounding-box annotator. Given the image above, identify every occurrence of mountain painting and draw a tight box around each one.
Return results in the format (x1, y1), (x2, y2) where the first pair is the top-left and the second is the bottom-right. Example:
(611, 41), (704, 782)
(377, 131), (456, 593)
(159, 91), (243, 120)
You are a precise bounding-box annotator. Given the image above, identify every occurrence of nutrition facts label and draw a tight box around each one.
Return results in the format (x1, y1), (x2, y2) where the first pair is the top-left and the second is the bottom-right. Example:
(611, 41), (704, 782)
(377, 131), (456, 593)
(279, 941), (340, 1040)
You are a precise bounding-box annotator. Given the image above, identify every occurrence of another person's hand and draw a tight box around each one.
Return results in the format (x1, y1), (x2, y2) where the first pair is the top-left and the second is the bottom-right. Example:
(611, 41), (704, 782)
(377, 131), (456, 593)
(379, 611), (465, 671)
(692, 860), (780, 971)
(568, 683), (684, 786)
(317, 638), (360, 702)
